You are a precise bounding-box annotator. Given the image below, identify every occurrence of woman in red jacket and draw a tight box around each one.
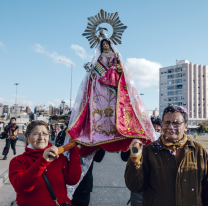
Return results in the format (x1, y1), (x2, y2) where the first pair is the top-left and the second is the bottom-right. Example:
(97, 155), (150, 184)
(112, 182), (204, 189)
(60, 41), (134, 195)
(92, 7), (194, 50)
(9, 120), (81, 206)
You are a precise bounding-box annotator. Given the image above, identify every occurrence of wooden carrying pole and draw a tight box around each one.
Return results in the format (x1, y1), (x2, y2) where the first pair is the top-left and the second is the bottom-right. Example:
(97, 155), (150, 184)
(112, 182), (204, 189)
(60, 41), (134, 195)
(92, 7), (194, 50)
(57, 142), (77, 155)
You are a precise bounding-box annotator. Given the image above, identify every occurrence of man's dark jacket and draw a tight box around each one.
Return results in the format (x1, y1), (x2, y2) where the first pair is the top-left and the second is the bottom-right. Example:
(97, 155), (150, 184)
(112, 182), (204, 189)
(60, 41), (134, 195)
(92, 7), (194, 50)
(74, 149), (105, 194)
(125, 136), (208, 206)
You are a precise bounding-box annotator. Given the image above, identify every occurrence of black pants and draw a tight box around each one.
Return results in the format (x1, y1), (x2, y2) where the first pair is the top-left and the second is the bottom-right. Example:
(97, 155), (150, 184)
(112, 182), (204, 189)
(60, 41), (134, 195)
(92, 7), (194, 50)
(2, 139), (17, 156)
(71, 193), (90, 206)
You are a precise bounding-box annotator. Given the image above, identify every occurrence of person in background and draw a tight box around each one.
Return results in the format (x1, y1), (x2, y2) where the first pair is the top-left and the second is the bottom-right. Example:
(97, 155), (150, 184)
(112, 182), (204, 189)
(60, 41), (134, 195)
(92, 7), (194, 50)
(121, 116), (162, 206)
(55, 125), (60, 138)
(71, 149), (105, 206)
(150, 116), (162, 139)
(50, 124), (55, 141)
(2, 117), (19, 160)
(55, 125), (67, 148)
(9, 120), (81, 206)
(55, 116), (105, 206)
(125, 105), (208, 206)
(22, 123), (27, 135)
(0, 121), (3, 133)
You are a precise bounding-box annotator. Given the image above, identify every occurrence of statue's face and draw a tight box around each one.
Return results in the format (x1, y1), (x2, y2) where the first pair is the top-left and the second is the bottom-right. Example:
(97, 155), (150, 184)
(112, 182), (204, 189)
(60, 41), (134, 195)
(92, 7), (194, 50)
(102, 41), (110, 50)
(113, 59), (118, 64)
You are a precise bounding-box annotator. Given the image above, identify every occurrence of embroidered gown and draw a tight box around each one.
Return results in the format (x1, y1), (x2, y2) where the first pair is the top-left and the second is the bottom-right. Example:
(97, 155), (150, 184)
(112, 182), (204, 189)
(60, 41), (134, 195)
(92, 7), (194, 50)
(65, 41), (156, 157)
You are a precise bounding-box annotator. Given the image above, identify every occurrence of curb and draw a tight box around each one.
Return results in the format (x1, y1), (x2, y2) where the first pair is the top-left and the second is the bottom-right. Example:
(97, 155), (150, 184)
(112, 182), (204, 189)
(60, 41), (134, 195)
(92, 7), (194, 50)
(0, 169), (8, 188)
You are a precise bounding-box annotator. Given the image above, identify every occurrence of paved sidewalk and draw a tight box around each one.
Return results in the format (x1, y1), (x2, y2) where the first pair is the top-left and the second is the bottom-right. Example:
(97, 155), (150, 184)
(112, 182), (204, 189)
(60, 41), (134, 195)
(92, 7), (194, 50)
(0, 139), (25, 206)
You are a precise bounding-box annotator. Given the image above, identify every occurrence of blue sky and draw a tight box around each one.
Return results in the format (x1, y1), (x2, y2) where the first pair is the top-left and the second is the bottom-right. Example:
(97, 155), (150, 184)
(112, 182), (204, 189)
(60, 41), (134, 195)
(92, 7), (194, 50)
(1, 0), (208, 111)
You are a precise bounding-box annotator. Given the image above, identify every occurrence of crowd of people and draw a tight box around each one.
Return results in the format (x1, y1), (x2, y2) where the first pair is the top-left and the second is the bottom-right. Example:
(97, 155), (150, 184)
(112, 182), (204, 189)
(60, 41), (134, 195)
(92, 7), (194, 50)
(0, 105), (208, 205)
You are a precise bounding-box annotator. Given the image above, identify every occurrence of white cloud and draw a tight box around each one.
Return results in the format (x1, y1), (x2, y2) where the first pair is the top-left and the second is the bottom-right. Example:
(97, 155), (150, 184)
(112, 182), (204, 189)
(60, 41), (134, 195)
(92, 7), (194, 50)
(47, 101), (55, 107)
(22, 100), (35, 107)
(126, 58), (162, 88)
(32, 43), (75, 67)
(0, 41), (6, 52)
(14, 95), (27, 99)
(0, 97), (15, 105)
(71, 44), (93, 60)
(46, 99), (75, 108)
(0, 97), (35, 108)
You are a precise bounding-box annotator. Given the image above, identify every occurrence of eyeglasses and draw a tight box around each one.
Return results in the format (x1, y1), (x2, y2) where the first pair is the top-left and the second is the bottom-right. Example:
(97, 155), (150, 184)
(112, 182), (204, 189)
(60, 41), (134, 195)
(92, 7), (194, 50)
(162, 121), (184, 128)
(29, 133), (49, 138)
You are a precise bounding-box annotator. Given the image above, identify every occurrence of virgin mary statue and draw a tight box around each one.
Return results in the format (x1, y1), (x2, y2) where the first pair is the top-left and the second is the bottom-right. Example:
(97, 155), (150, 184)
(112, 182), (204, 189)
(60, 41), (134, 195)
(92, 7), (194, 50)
(64, 10), (156, 157)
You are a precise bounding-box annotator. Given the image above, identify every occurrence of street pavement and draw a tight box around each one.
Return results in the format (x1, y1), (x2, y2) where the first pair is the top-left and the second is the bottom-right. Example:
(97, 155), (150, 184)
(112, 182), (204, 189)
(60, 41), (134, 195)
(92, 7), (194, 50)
(0, 134), (130, 206)
(0, 137), (25, 206)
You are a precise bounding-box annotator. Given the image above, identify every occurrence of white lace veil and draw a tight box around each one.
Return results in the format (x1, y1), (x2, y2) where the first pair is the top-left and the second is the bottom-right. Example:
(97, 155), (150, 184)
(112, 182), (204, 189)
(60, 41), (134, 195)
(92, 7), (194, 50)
(64, 39), (156, 146)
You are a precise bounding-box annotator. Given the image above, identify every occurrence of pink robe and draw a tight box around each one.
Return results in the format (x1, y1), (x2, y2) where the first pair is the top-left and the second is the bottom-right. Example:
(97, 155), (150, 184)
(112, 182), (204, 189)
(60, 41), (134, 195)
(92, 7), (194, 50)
(66, 51), (152, 157)
(98, 63), (121, 87)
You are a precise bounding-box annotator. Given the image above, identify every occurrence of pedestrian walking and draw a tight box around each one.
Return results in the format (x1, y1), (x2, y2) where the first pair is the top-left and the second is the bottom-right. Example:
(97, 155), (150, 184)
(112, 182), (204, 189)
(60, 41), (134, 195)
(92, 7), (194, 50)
(0, 121), (3, 133)
(55, 125), (60, 138)
(2, 117), (19, 160)
(125, 105), (208, 206)
(22, 123), (27, 134)
(9, 120), (82, 206)
(121, 116), (162, 206)
(50, 124), (55, 141)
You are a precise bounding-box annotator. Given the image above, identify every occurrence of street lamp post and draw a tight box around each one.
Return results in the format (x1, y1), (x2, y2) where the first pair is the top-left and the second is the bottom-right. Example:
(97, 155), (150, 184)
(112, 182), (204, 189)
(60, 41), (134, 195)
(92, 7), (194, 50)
(14, 83), (19, 117)
(140, 93), (144, 99)
(59, 60), (73, 110)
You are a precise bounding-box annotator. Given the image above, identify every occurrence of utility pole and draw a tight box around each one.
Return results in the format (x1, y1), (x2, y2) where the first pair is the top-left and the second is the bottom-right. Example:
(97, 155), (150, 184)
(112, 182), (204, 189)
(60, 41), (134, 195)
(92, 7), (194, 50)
(14, 83), (19, 117)
(59, 60), (73, 110)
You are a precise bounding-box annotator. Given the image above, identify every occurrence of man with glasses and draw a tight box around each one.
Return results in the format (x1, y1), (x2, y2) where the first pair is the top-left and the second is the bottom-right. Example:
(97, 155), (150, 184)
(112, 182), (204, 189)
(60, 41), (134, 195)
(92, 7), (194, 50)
(125, 105), (208, 206)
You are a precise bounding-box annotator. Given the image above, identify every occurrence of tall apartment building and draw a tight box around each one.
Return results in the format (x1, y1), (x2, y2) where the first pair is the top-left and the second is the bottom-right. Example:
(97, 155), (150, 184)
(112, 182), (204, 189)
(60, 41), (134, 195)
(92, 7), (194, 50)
(159, 60), (208, 122)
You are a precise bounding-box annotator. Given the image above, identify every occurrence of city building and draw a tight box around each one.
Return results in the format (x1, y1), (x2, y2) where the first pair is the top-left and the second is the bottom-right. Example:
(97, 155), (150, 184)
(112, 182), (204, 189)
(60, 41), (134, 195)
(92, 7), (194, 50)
(159, 60), (208, 124)
(147, 108), (159, 117)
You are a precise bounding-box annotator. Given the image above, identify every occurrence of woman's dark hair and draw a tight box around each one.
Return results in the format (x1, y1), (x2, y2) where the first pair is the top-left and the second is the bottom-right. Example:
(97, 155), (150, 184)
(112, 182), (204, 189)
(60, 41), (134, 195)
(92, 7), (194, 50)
(9, 117), (16, 124)
(100, 39), (114, 53)
(162, 105), (188, 124)
(150, 116), (162, 127)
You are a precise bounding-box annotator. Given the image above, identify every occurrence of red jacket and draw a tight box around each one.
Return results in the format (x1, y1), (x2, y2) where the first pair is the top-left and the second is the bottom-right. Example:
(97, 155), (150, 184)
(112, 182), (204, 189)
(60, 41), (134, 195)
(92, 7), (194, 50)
(9, 143), (81, 206)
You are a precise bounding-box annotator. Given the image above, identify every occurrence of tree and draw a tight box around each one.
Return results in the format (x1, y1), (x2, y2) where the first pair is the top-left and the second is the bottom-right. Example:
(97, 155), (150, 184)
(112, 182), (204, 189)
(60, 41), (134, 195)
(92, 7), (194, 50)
(197, 123), (208, 133)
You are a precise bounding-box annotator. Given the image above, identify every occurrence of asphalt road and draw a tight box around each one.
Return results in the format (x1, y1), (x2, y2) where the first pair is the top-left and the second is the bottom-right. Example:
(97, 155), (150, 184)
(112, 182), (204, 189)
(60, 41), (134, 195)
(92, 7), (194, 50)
(18, 133), (130, 206)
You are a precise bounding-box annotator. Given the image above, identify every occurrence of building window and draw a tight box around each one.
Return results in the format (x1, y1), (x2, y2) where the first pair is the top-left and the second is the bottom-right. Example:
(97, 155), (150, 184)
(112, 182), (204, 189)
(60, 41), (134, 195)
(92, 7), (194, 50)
(178, 73), (182, 77)
(168, 81), (172, 85)
(168, 75), (173, 79)
(164, 99), (167, 101)
(177, 102), (183, 106)
(161, 72), (163, 74)
(177, 79), (182, 83)
(177, 85), (182, 89)
(168, 92), (174, 96)
(183, 79), (186, 82)
(161, 83), (163, 85)
(177, 96), (182, 100)
(161, 94), (163, 96)
(176, 90), (182, 95)
(167, 86), (174, 90)
(183, 68), (186, 70)
(164, 71), (167, 73)
(183, 73), (186, 76)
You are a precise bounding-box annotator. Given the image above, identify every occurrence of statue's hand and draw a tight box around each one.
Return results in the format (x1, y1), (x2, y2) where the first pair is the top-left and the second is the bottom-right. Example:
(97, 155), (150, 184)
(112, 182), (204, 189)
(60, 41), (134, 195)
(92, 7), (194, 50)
(116, 66), (123, 74)
(107, 62), (112, 67)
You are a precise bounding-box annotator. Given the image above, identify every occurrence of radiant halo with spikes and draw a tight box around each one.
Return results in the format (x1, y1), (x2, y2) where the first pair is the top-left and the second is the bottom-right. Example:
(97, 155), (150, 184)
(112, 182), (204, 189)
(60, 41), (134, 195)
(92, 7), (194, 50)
(82, 9), (127, 48)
